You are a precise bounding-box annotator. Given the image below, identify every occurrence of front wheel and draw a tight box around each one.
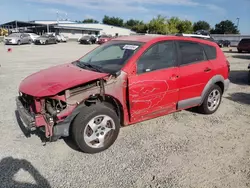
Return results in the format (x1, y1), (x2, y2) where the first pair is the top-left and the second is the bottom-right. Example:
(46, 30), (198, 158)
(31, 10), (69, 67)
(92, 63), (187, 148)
(72, 104), (120, 153)
(197, 85), (222, 114)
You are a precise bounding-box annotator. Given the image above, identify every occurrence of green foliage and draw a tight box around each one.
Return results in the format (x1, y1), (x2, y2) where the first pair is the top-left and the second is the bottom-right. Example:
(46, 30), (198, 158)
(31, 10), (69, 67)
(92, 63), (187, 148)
(124, 19), (144, 29)
(193, 21), (210, 31)
(132, 24), (148, 33)
(210, 20), (239, 34)
(96, 15), (241, 35)
(176, 20), (193, 33)
(166, 17), (181, 34)
(102, 15), (124, 27)
(148, 15), (168, 34)
(82, 19), (99, 23)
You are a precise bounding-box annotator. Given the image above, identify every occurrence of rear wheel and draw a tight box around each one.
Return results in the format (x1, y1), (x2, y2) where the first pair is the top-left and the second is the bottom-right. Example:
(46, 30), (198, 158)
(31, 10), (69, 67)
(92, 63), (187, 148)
(197, 85), (222, 114)
(72, 104), (120, 153)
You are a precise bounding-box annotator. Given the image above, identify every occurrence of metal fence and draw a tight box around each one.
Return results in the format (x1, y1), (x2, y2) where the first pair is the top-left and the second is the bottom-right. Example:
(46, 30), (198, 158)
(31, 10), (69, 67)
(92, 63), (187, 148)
(211, 34), (250, 47)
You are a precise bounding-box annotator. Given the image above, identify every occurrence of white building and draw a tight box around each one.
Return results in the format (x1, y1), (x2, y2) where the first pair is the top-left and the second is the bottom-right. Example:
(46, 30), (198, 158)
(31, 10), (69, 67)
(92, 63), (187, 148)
(56, 23), (136, 39)
(32, 20), (136, 39)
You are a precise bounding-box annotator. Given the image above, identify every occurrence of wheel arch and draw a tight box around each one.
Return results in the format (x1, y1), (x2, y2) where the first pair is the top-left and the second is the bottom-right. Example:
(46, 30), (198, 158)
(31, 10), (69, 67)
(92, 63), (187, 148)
(200, 75), (225, 105)
(53, 94), (125, 138)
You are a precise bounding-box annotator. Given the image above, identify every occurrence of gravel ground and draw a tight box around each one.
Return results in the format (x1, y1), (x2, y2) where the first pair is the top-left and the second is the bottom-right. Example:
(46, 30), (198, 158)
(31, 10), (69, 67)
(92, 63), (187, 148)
(0, 42), (250, 188)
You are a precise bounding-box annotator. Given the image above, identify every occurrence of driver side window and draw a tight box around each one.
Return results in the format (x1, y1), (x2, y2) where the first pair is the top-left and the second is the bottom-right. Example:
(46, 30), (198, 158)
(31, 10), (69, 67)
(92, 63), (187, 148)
(137, 41), (177, 74)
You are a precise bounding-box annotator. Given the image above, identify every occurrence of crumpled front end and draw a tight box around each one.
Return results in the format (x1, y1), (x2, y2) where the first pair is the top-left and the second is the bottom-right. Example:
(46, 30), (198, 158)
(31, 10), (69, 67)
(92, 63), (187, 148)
(15, 91), (77, 140)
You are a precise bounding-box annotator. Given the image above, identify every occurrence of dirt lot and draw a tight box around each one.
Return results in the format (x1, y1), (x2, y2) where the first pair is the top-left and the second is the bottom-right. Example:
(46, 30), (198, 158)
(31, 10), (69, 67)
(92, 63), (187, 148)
(0, 42), (250, 188)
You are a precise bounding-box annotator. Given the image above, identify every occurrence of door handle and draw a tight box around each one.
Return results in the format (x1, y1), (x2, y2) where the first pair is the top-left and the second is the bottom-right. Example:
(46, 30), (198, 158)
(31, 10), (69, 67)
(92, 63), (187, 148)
(204, 67), (211, 72)
(169, 75), (179, 80)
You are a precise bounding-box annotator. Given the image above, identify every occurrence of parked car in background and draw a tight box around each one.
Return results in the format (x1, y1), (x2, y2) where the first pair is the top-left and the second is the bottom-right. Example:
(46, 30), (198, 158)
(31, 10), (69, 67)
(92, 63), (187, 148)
(55, 34), (68, 42)
(4, 33), (32, 45)
(237, 38), (250, 53)
(34, 33), (57, 45)
(194, 30), (210, 36)
(16, 35), (230, 153)
(27, 33), (40, 42)
(215, 40), (231, 48)
(79, 35), (97, 44)
(98, 35), (113, 44)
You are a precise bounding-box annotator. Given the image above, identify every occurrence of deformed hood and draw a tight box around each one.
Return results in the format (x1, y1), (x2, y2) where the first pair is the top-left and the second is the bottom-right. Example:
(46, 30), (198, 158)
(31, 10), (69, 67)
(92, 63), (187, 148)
(19, 63), (108, 97)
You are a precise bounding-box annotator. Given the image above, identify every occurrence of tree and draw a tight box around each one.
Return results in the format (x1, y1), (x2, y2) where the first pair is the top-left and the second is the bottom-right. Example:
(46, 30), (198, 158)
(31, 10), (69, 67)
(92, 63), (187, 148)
(193, 21), (210, 32)
(82, 19), (99, 23)
(102, 15), (124, 27)
(176, 20), (193, 33)
(166, 17), (181, 34)
(132, 24), (148, 33)
(148, 15), (167, 34)
(124, 19), (143, 29)
(211, 20), (239, 34)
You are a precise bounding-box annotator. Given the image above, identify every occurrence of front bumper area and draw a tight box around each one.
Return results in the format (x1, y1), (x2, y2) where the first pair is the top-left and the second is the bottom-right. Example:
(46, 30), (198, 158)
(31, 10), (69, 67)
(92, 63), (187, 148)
(15, 96), (77, 140)
(16, 96), (36, 130)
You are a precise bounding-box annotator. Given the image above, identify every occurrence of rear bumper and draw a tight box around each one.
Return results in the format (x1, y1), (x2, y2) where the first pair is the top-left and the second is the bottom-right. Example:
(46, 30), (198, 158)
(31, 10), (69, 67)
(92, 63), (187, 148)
(5, 41), (18, 45)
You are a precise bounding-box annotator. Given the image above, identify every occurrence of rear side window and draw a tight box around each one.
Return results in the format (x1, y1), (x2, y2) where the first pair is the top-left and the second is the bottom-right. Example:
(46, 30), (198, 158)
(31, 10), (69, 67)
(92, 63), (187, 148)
(201, 44), (217, 60)
(240, 39), (250, 44)
(178, 41), (207, 66)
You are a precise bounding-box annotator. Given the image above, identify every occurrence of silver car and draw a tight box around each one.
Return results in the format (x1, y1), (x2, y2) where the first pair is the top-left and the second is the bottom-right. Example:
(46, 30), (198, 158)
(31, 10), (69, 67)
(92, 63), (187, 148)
(4, 33), (32, 45)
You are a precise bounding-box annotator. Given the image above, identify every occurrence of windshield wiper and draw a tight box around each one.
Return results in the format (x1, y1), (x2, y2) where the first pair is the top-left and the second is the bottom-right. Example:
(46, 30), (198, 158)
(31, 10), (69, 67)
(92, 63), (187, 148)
(76, 61), (104, 73)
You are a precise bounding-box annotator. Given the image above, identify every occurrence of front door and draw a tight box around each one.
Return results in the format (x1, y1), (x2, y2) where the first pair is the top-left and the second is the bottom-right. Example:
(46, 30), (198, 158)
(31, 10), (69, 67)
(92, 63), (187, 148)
(128, 40), (180, 122)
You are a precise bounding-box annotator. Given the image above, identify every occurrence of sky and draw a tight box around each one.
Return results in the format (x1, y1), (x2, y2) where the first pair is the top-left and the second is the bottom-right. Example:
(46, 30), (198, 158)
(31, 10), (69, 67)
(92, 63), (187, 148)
(0, 0), (249, 34)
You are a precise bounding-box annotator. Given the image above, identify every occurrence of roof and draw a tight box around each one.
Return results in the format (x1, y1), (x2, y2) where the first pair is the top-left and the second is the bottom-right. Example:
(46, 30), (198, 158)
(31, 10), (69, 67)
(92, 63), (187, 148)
(54, 25), (102, 31)
(0, 20), (44, 27)
(112, 35), (218, 46)
(112, 35), (160, 42)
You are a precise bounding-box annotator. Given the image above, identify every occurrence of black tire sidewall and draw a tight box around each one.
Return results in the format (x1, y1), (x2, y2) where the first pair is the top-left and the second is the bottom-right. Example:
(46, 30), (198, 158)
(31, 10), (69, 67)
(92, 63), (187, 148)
(200, 85), (222, 114)
(72, 104), (120, 153)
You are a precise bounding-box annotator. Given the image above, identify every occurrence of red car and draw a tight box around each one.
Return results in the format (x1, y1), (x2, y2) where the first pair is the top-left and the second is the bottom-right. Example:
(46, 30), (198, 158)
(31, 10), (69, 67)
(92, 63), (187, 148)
(237, 38), (250, 53)
(16, 35), (230, 153)
(97, 35), (113, 44)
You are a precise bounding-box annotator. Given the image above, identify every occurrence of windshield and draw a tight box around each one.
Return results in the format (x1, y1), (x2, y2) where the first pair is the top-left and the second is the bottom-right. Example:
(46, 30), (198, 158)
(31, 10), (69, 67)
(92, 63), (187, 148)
(75, 41), (143, 74)
(8, 33), (20, 37)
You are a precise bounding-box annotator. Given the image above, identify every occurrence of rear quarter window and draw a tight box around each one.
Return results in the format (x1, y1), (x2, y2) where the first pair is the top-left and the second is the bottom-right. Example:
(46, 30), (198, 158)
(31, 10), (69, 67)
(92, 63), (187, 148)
(240, 39), (250, 44)
(201, 44), (217, 60)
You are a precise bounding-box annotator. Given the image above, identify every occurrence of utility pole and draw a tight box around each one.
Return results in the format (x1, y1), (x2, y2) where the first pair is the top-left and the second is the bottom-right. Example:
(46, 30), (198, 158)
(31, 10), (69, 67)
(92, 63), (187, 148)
(57, 11), (59, 24)
(236, 18), (240, 30)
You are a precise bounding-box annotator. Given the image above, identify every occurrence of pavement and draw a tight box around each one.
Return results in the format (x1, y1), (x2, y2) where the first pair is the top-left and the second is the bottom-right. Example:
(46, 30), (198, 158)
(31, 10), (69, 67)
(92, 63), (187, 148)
(0, 42), (250, 188)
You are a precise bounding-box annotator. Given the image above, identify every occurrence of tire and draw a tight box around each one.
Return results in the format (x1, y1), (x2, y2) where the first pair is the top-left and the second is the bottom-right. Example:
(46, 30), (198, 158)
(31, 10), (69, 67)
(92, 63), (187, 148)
(238, 49), (242, 53)
(72, 104), (120, 153)
(17, 40), (21, 45)
(197, 85), (222, 114)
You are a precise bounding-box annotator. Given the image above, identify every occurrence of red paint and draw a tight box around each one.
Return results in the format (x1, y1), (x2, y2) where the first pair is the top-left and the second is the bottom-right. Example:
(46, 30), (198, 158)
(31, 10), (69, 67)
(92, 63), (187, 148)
(18, 35), (229, 137)
(98, 36), (113, 44)
(128, 67), (179, 122)
(19, 63), (108, 97)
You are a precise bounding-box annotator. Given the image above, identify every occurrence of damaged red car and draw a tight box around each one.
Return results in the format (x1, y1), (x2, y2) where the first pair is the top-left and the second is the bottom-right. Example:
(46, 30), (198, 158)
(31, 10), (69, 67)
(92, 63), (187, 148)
(16, 35), (230, 153)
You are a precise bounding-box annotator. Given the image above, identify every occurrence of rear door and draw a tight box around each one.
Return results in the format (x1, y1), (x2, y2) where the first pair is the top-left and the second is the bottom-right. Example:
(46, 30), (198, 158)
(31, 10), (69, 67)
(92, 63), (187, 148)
(176, 40), (214, 109)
